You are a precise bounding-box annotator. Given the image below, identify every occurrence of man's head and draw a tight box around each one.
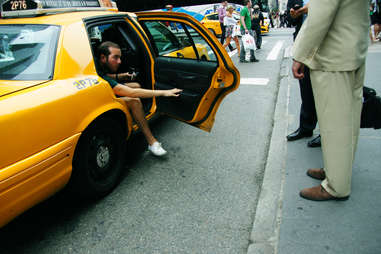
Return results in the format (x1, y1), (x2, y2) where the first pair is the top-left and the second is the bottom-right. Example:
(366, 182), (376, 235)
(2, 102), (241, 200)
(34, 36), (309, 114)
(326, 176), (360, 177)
(98, 41), (121, 73)
(243, 0), (252, 8)
(165, 4), (173, 11)
(221, 1), (228, 7)
(254, 4), (259, 10)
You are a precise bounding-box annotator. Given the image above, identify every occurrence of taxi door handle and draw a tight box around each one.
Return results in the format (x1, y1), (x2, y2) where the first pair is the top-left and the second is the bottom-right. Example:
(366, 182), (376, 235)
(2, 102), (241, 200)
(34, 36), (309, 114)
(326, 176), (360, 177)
(181, 75), (196, 80)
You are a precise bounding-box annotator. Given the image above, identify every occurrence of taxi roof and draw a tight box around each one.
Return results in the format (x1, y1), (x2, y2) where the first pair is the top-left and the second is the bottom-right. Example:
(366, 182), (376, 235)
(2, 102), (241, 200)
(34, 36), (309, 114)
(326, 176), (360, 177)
(0, 10), (134, 25)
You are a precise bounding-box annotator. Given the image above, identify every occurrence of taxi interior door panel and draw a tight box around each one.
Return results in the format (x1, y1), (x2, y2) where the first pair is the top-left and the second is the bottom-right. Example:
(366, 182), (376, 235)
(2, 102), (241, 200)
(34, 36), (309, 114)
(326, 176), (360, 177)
(154, 57), (217, 121)
(139, 19), (219, 121)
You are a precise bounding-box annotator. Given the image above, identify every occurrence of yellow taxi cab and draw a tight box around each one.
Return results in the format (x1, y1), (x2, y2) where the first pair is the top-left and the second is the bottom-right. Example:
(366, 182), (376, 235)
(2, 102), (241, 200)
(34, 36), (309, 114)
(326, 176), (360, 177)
(0, 0), (240, 227)
(261, 12), (270, 34)
(200, 11), (240, 37)
(200, 12), (222, 37)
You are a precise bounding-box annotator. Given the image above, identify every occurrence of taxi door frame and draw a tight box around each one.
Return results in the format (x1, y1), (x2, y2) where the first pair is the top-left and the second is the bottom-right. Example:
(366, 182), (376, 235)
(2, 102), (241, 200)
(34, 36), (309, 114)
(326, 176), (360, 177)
(136, 12), (240, 132)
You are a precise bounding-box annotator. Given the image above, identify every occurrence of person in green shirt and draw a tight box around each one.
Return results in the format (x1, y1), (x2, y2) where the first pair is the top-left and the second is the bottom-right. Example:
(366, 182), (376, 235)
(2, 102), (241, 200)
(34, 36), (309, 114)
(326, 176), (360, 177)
(240, 0), (258, 62)
(98, 41), (182, 156)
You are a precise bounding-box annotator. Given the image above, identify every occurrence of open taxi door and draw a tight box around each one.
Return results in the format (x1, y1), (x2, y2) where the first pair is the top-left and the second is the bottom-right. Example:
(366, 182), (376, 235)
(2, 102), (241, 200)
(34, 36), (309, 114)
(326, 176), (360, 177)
(136, 12), (240, 132)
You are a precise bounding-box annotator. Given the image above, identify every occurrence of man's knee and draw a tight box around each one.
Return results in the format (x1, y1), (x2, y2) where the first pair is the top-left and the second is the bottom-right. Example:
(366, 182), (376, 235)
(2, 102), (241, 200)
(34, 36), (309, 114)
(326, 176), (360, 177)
(123, 97), (141, 108)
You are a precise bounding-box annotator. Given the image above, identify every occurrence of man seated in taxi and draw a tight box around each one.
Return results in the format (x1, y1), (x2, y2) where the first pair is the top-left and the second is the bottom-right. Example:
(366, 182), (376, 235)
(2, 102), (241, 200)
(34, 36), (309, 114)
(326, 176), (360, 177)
(97, 41), (182, 156)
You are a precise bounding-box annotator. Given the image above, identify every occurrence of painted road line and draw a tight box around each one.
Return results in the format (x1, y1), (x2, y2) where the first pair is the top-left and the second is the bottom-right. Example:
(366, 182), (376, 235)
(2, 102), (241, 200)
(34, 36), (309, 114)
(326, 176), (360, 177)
(240, 78), (269, 86)
(266, 40), (284, 60)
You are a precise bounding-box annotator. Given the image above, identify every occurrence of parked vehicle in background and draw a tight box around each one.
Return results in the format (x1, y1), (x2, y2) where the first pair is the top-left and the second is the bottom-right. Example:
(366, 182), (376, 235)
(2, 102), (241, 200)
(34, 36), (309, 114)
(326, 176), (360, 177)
(201, 11), (240, 37)
(261, 12), (270, 34)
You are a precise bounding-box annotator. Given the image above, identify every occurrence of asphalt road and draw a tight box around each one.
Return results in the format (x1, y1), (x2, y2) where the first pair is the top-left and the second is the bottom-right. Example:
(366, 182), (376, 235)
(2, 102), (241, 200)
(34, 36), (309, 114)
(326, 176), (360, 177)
(0, 29), (294, 254)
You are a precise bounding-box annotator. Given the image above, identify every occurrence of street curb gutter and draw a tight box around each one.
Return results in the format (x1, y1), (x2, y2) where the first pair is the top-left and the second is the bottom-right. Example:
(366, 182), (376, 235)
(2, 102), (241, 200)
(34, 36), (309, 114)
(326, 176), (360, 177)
(247, 56), (291, 254)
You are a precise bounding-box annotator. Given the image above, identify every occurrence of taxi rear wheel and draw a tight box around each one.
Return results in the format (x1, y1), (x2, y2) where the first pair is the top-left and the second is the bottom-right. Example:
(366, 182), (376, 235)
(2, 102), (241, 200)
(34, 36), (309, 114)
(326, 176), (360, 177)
(68, 118), (126, 199)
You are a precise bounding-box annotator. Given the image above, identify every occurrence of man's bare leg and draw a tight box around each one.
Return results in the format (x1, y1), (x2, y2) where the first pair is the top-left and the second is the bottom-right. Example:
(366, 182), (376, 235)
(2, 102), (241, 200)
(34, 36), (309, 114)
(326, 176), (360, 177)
(123, 97), (156, 145)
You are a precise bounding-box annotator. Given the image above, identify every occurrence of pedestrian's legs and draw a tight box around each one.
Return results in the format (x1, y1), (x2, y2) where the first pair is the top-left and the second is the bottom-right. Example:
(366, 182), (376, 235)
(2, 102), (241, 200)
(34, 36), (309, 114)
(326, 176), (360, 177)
(239, 30), (246, 61)
(222, 36), (232, 51)
(220, 22), (226, 45)
(249, 30), (257, 61)
(122, 97), (157, 146)
(310, 63), (365, 197)
(233, 36), (240, 55)
(255, 28), (262, 49)
(299, 67), (317, 131)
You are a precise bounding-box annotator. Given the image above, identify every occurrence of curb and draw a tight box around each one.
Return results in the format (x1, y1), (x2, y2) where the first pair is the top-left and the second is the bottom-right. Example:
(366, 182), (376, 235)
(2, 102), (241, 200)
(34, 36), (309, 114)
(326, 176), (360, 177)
(247, 54), (291, 254)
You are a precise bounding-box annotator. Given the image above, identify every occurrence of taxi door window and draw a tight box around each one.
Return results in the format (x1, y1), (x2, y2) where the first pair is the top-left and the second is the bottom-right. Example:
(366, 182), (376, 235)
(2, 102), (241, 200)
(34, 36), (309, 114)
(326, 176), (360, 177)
(142, 21), (217, 62)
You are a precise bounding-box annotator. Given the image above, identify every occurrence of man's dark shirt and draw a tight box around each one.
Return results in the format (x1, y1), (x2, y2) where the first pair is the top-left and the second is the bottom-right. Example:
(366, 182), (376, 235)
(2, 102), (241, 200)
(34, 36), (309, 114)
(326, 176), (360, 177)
(251, 11), (264, 31)
(287, 0), (304, 39)
(98, 64), (119, 88)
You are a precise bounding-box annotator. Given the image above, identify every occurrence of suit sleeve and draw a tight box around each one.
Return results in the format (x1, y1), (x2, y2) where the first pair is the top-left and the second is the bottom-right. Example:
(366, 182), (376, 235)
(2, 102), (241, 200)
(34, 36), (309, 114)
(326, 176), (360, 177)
(293, 0), (340, 64)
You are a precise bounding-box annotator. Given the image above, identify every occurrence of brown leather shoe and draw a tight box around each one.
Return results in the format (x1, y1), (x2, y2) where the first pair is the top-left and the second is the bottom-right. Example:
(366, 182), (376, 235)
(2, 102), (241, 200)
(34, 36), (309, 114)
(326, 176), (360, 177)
(306, 168), (326, 180)
(299, 185), (349, 201)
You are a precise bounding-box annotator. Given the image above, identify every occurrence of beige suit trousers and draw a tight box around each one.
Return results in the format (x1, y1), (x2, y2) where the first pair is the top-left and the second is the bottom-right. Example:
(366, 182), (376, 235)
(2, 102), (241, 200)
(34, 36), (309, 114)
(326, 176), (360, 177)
(310, 63), (365, 197)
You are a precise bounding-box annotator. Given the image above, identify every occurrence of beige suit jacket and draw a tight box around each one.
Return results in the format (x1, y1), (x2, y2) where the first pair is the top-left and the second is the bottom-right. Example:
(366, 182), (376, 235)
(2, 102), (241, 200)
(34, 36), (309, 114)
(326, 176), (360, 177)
(293, 0), (370, 71)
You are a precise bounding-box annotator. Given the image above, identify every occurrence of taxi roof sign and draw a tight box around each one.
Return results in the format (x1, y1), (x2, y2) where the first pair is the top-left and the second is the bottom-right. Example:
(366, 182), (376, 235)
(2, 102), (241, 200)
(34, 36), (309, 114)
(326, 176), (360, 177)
(1, 0), (117, 17)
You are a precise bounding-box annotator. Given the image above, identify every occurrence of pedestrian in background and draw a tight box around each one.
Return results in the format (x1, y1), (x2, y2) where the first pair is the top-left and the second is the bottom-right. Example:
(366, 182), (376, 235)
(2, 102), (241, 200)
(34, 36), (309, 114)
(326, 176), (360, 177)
(240, 0), (258, 63)
(251, 4), (264, 49)
(223, 6), (240, 55)
(370, 0), (381, 41)
(218, 1), (234, 51)
(286, 1), (321, 148)
(292, 0), (370, 201)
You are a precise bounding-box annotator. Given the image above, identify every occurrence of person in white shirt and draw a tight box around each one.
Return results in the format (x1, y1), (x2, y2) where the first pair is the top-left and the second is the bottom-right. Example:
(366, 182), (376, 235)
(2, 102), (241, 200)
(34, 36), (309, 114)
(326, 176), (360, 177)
(222, 6), (240, 55)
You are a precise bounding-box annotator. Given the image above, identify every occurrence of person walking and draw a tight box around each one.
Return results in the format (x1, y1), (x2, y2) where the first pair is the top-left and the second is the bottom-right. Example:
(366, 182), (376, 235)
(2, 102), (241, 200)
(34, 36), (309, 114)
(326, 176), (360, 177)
(240, 0), (258, 63)
(218, 1), (234, 51)
(292, 0), (370, 201)
(223, 6), (240, 55)
(286, 0), (321, 148)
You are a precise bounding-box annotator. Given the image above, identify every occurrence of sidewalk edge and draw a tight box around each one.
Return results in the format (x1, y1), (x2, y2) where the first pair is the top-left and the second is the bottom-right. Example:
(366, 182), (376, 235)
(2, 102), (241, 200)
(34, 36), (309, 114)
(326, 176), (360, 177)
(247, 56), (291, 254)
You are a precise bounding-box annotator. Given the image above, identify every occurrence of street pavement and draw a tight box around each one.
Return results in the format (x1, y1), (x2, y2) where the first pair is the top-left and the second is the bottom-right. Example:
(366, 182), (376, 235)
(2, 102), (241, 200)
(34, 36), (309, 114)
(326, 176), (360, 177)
(249, 39), (381, 254)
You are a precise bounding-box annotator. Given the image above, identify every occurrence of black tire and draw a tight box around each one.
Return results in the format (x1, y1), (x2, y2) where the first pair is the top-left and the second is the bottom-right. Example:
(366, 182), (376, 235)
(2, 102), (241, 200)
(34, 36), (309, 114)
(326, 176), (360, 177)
(68, 118), (126, 200)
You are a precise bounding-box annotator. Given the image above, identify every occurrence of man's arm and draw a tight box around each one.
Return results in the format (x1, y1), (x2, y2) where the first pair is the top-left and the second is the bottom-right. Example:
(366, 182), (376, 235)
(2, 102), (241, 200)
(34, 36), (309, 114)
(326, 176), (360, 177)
(113, 84), (182, 98)
(292, 0), (340, 65)
(241, 15), (248, 33)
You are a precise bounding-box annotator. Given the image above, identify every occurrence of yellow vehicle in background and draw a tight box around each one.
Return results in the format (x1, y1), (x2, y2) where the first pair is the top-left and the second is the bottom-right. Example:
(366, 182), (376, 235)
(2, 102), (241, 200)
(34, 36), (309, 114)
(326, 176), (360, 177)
(200, 12), (240, 37)
(261, 12), (270, 34)
(0, 0), (239, 227)
(201, 11), (269, 37)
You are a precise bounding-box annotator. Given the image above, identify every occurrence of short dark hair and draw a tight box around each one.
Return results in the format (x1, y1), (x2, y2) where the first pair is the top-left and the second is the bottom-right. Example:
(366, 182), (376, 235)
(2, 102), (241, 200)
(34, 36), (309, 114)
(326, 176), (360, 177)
(243, 0), (251, 6)
(97, 41), (120, 58)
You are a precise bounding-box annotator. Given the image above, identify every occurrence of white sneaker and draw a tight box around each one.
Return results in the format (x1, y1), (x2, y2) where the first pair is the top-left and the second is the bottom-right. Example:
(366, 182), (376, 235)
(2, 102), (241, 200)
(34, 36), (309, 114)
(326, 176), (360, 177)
(148, 142), (167, 156)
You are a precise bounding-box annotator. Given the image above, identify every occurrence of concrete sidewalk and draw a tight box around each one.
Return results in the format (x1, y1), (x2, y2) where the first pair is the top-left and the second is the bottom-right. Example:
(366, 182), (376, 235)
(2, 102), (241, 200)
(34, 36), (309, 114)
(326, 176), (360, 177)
(249, 43), (381, 254)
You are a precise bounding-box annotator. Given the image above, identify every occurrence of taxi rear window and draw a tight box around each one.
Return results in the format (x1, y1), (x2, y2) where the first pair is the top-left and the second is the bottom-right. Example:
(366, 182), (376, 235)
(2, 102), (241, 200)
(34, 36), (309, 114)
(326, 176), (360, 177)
(0, 24), (60, 80)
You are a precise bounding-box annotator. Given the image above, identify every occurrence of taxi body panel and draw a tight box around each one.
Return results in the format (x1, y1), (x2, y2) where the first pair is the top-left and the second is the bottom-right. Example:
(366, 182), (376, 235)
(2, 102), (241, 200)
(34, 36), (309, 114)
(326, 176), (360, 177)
(200, 13), (221, 36)
(0, 8), (239, 227)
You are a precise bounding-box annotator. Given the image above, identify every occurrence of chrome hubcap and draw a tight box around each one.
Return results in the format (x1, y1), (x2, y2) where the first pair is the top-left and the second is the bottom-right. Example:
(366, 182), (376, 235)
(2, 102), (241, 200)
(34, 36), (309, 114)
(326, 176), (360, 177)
(96, 145), (110, 168)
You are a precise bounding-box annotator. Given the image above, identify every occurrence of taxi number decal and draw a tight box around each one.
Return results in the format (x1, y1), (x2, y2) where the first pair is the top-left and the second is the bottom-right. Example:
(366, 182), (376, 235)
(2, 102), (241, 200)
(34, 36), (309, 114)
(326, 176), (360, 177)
(10, 0), (27, 10)
(73, 78), (99, 90)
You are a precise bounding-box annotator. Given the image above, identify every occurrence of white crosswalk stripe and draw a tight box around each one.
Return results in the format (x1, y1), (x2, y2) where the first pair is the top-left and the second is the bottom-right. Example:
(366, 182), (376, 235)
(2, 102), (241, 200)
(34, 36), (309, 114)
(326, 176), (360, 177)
(240, 78), (269, 86)
(266, 40), (284, 60)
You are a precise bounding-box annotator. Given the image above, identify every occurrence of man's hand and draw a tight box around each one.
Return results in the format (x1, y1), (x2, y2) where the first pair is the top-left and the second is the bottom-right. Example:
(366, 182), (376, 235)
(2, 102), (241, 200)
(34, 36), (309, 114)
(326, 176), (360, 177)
(162, 88), (182, 97)
(290, 8), (298, 19)
(292, 60), (305, 80)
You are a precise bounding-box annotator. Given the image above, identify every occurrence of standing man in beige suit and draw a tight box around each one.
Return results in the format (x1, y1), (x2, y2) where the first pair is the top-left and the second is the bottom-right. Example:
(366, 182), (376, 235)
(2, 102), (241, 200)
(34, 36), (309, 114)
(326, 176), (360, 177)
(292, 0), (370, 201)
